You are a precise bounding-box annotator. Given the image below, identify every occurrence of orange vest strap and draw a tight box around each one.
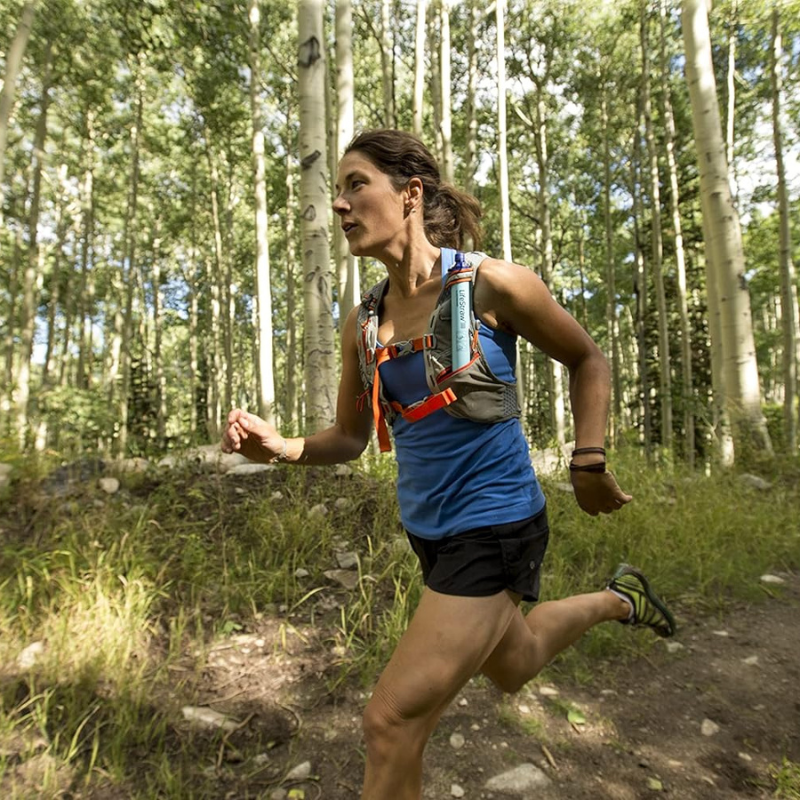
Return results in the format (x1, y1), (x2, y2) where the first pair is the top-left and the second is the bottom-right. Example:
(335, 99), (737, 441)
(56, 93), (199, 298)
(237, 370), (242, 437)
(400, 388), (457, 423)
(372, 348), (393, 452)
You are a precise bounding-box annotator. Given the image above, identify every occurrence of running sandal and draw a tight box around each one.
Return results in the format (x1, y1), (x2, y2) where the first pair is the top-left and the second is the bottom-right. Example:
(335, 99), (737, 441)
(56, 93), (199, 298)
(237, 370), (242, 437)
(607, 563), (676, 638)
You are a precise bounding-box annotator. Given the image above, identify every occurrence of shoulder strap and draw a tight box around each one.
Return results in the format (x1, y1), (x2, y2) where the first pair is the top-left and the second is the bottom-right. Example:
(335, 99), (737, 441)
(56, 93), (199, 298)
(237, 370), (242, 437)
(356, 278), (389, 394)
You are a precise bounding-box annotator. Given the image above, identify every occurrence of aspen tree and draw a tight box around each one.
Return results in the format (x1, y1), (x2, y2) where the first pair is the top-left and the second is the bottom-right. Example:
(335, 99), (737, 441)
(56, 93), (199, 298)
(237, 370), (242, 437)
(298, 0), (336, 431)
(249, 0), (276, 424)
(681, 0), (772, 458)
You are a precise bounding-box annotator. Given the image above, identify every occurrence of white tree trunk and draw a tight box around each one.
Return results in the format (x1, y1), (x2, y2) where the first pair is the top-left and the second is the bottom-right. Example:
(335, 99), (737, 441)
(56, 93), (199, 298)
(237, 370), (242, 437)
(770, 6), (798, 452)
(463, 0), (479, 197)
(335, 0), (359, 324)
(660, 0), (694, 465)
(413, 0), (428, 137)
(15, 42), (52, 447)
(641, 5), (672, 453)
(496, 0), (512, 263)
(439, 0), (454, 184)
(249, 0), (276, 425)
(0, 0), (37, 228)
(681, 0), (771, 458)
(298, 0), (336, 432)
(380, 0), (395, 128)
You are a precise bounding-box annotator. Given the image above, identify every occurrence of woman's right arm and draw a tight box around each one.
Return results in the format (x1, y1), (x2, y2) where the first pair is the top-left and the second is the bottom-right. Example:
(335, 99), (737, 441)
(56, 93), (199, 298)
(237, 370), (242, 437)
(221, 306), (373, 465)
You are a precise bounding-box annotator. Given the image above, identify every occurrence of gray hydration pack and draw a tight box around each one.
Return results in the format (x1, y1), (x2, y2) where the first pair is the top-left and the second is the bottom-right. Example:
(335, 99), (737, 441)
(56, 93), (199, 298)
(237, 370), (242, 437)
(356, 250), (521, 452)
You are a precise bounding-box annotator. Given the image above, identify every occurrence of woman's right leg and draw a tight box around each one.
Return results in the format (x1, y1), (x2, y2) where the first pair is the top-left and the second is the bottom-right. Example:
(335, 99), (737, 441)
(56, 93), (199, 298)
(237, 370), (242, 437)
(479, 590), (631, 693)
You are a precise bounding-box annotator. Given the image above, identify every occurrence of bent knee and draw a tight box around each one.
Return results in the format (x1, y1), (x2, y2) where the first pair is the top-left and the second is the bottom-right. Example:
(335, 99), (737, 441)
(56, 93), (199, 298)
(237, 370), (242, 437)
(485, 671), (528, 695)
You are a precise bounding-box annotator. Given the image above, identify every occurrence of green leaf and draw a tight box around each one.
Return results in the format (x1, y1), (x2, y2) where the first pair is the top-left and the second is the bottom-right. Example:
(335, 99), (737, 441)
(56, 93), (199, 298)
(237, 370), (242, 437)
(647, 777), (663, 791)
(567, 709), (586, 726)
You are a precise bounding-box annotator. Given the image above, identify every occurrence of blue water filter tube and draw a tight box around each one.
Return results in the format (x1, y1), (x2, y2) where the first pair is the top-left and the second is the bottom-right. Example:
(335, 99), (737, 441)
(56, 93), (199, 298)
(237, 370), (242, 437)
(451, 252), (470, 370)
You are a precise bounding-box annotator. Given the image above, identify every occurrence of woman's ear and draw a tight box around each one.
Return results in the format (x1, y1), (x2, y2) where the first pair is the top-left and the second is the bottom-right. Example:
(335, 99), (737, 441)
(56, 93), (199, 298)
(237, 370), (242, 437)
(405, 176), (424, 214)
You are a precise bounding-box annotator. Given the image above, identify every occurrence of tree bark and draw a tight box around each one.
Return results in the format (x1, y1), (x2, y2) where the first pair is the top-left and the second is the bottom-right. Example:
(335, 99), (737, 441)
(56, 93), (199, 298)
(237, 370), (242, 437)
(0, 0), (37, 229)
(335, 0), (359, 324)
(380, 0), (395, 128)
(632, 111), (652, 455)
(15, 41), (52, 446)
(76, 109), (96, 390)
(641, 4), (672, 453)
(249, 0), (276, 425)
(285, 139), (300, 434)
(659, 0), (694, 465)
(770, 5), (798, 452)
(463, 0), (479, 197)
(681, 0), (772, 459)
(298, 0), (336, 432)
(413, 0), (428, 137)
(439, 0), (454, 184)
(602, 88), (622, 446)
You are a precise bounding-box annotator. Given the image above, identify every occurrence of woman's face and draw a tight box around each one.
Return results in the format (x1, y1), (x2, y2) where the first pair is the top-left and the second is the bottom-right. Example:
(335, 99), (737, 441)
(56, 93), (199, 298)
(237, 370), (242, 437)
(333, 151), (409, 258)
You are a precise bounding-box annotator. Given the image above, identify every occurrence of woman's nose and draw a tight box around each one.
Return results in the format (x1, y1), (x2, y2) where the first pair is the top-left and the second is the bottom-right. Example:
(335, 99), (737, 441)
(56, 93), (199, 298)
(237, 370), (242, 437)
(332, 193), (347, 214)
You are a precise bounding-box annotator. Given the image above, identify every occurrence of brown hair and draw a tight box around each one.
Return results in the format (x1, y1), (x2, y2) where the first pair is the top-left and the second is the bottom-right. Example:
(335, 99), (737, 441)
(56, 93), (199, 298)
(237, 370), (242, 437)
(344, 129), (483, 250)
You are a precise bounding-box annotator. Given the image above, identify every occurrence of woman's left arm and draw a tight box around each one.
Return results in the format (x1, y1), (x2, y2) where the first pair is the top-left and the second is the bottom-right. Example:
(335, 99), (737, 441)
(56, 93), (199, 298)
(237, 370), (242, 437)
(474, 258), (632, 516)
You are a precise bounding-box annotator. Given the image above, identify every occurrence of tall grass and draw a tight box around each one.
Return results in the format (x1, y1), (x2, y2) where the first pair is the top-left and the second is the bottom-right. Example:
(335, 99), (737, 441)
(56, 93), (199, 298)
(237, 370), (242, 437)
(0, 449), (798, 796)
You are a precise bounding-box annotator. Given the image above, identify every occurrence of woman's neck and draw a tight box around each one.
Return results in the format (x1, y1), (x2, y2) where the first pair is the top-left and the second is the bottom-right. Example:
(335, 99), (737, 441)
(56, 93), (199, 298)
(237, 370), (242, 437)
(381, 237), (442, 298)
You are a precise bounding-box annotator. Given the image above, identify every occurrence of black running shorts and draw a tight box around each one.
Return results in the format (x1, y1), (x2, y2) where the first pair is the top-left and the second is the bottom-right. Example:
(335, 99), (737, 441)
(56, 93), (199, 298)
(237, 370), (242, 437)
(406, 507), (550, 602)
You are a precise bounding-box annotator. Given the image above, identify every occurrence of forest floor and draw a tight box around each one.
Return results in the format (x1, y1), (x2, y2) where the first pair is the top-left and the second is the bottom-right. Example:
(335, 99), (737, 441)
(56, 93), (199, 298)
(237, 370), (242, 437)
(179, 567), (800, 799)
(3, 460), (799, 799)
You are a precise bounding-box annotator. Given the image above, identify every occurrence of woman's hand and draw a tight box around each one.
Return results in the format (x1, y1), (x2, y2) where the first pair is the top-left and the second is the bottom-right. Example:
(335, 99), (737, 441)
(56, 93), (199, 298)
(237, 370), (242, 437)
(221, 409), (285, 463)
(569, 470), (632, 516)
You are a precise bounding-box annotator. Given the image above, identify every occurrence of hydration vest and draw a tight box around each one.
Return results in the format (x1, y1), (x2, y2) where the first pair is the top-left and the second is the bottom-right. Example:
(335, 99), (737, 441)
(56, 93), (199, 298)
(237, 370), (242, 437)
(356, 250), (521, 452)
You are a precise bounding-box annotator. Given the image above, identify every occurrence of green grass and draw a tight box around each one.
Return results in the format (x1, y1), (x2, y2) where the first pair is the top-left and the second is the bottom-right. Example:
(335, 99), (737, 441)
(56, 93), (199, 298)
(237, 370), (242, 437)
(0, 448), (798, 796)
(772, 759), (800, 799)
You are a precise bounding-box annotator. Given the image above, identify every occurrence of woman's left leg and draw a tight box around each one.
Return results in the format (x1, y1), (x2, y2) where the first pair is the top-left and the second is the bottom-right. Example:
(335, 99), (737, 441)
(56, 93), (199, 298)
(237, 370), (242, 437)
(361, 587), (522, 800)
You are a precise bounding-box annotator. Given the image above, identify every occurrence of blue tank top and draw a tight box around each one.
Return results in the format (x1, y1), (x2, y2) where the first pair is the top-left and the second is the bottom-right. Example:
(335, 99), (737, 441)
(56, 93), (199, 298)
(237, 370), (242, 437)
(378, 248), (545, 539)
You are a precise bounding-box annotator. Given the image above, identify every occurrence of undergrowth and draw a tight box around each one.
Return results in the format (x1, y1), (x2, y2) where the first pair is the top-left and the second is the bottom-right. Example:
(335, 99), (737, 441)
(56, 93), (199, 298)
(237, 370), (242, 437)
(0, 447), (798, 797)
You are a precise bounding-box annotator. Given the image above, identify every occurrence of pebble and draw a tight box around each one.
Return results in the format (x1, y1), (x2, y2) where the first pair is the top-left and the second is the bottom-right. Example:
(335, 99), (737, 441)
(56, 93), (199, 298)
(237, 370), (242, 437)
(538, 686), (559, 697)
(712, 630), (729, 637)
(335, 551), (359, 570)
(334, 497), (351, 510)
(308, 504), (328, 517)
(760, 574), (785, 585)
(665, 641), (684, 653)
(518, 704), (530, 714)
(485, 763), (551, 792)
(324, 569), (359, 590)
(17, 641), (45, 670)
(270, 491), (283, 501)
(742, 655), (759, 666)
(98, 477), (120, 494)
(181, 706), (239, 732)
(285, 761), (312, 781)
(701, 719), (720, 736)
(450, 732), (466, 750)
(738, 752), (753, 762)
(458, 698), (469, 707)
(451, 784), (465, 798)
(294, 568), (310, 578)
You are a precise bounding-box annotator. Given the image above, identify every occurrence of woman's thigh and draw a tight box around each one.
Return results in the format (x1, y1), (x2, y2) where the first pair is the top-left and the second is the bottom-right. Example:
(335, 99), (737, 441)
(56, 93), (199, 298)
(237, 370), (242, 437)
(369, 587), (522, 724)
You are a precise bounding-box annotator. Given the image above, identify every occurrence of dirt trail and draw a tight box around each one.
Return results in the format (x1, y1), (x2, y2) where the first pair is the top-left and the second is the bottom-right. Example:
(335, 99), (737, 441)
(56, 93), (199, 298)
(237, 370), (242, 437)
(199, 571), (799, 799)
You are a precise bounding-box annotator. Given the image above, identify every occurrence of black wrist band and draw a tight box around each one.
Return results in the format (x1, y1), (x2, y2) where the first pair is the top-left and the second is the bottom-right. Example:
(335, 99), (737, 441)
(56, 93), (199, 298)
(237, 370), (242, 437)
(571, 446), (606, 457)
(569, 461), (607, 473)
